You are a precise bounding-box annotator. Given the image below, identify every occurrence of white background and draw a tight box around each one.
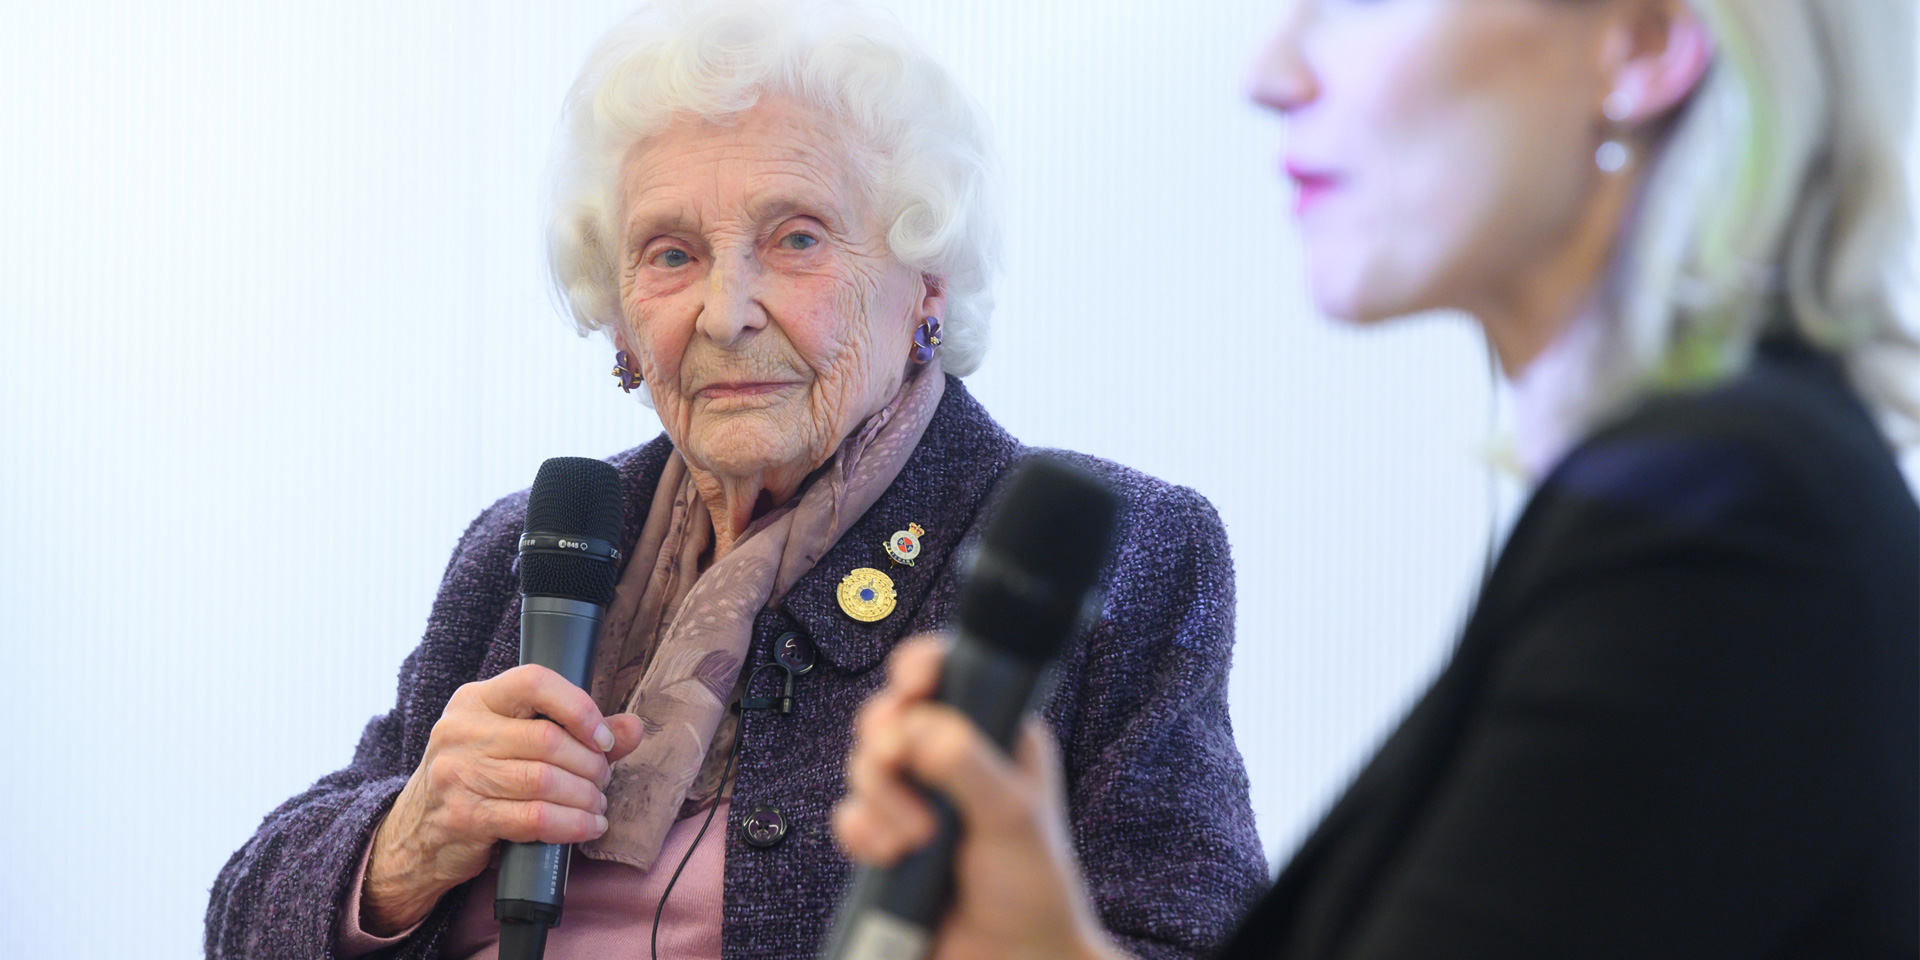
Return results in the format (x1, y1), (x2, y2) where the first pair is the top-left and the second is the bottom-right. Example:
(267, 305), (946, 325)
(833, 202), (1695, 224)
(0, 1), (1741, 957)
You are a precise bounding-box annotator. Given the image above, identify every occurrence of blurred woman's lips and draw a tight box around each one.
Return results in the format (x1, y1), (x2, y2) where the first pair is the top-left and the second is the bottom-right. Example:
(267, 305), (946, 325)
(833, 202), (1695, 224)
(1284, 160), (1341, 215)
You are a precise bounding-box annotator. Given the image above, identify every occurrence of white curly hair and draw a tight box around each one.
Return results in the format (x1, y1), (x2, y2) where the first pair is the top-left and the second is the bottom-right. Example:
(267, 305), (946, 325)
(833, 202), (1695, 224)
(546, 0), (1001, 377)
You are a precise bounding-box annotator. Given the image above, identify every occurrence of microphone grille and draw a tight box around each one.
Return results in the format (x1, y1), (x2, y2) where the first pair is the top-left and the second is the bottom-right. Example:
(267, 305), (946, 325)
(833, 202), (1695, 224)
(521, 457), (624, 605)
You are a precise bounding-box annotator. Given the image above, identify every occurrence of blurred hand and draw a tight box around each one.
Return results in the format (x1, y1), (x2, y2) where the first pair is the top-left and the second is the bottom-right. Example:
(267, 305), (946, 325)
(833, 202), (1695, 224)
(362, 664), (644, 934)
(833, 637), (1129, 960)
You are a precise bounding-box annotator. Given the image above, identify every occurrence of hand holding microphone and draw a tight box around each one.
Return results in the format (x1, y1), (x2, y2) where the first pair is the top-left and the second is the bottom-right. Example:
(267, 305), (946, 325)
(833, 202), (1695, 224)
(362, 457), (644, 947)
(363, 665), (644, 933)
(834, 639), (1126, 960)
(824, 457), (1130, 960)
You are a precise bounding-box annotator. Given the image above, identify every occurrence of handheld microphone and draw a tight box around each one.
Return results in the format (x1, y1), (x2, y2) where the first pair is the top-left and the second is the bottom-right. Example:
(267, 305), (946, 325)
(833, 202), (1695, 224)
(496, 457), (624, 960)
(820, 457), (1121, 960)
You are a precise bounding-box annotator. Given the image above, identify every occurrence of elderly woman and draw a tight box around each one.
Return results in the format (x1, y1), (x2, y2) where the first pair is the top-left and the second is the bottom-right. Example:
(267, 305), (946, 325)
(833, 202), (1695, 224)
(202, 2), (1266, 959)
(837, 0), (1918, 958)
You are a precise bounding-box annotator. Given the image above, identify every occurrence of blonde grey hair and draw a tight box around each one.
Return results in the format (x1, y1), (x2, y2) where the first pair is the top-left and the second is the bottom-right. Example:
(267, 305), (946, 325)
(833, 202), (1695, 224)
(1586, 0), (1919, 442)
(546, 0), (1000, 376)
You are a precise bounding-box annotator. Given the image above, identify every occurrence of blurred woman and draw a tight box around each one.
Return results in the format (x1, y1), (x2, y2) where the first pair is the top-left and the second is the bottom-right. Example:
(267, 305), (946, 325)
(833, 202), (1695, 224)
(834, 0), (1919, 957)
(203, 2), (1266, 958)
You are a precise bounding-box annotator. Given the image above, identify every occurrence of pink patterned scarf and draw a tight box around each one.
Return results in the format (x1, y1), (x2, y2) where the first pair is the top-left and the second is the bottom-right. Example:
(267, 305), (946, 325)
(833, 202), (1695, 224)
(579, 367), (945, 871)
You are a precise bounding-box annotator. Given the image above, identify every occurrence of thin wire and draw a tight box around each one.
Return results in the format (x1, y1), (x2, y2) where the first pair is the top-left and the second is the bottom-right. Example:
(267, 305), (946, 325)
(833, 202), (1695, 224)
(650, 720), (740, 960)
(650, 661), (785, 960)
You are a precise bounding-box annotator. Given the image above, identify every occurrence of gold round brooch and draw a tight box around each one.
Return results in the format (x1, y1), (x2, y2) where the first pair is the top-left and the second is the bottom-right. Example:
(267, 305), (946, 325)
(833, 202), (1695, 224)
(837, 567), (898, 622)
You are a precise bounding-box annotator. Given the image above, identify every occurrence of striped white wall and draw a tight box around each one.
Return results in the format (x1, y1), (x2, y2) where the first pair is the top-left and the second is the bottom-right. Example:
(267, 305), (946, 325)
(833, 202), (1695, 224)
(0, 2), (1692, 957)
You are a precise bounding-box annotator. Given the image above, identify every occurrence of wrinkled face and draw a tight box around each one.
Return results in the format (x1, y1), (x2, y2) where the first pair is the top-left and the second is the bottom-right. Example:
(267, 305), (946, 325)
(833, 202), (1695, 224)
(617, 97), (929, 480)
(1250, 0), (1613, 322)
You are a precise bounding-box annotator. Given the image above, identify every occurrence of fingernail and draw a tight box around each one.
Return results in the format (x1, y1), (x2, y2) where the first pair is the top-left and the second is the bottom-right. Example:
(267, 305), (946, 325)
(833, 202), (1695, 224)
(596, 792), (609, 815)
(594, 814), (609, 834)
(594, 724), (614, 752)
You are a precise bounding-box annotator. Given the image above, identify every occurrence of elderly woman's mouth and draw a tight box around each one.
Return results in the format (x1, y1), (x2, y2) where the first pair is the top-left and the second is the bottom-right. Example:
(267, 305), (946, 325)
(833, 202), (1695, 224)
(696, 380), (804, 400)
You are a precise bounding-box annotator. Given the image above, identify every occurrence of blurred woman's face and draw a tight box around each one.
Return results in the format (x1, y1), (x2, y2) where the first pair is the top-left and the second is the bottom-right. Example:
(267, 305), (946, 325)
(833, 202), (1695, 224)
(1250, 0), (1619, 324)
(617, 97), (932, 482)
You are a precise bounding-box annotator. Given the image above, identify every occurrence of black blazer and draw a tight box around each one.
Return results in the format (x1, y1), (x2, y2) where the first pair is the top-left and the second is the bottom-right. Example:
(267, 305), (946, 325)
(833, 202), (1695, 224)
(1222, 336), (1919, 959)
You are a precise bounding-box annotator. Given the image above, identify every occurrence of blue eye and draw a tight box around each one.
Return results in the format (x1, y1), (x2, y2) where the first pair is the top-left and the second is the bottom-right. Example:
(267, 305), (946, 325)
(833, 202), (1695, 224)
(655, 248), (690, 268)
(781, 232), (818, 251)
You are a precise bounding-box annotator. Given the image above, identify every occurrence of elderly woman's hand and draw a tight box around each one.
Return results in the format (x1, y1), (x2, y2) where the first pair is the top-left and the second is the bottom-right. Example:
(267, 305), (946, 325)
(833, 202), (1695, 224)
(833, 638), (1130, 960)
(361, 664), (644, 935)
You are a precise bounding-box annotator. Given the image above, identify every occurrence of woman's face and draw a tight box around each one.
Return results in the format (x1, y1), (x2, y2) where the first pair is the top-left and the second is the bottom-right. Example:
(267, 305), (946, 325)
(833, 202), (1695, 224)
(1250, 0), (1618, 324)
(618, 98), (933, 481)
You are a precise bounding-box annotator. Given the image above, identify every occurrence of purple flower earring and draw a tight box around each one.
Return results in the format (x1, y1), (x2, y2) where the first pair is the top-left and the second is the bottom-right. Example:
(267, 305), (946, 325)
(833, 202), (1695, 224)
(910, 316), (942, 364)
(612, 350), (642, 393)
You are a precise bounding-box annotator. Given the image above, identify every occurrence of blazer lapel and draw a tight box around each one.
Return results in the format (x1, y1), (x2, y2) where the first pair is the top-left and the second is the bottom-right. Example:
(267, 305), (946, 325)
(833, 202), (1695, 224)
(780, 376), (1022, 675)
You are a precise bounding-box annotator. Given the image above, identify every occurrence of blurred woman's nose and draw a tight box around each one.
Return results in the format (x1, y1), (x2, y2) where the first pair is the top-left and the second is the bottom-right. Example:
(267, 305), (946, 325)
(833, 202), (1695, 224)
(1247, 2), (1316, 114)
(697, 252), (768, 347)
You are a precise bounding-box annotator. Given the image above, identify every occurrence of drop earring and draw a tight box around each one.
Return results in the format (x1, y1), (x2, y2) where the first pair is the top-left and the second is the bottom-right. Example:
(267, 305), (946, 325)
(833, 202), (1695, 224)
(910, 316), (942, 364)
(612, 350), (642, 393)
(1596, 91), (1635, 174)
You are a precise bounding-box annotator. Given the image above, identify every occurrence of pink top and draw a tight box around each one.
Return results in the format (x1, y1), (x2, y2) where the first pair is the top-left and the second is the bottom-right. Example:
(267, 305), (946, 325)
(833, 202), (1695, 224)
(339, 801), (728, 960)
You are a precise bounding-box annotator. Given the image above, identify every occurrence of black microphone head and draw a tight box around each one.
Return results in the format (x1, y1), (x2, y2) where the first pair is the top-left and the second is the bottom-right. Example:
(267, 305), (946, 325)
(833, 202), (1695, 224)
(520, 457), (623, 605)
(957, 456), (1122, 664)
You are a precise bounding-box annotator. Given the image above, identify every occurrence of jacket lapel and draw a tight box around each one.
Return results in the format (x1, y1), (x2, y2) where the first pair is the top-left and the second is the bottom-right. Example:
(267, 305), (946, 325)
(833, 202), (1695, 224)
(779, 376), (1022, 674)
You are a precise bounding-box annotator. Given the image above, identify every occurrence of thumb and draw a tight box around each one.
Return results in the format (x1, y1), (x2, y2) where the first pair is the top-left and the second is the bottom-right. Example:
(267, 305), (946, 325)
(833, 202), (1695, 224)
(603, 712), (647, 762)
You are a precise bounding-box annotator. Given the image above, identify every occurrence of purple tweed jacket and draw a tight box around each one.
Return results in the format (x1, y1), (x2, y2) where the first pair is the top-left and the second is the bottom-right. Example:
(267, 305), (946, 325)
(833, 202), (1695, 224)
(206, 377), (1267, 960)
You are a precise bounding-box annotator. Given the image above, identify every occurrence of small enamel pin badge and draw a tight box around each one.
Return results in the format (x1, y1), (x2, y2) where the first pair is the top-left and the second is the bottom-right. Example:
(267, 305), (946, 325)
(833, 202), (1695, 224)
(837, 567), (898, 622)
(884, 523), (925, 566)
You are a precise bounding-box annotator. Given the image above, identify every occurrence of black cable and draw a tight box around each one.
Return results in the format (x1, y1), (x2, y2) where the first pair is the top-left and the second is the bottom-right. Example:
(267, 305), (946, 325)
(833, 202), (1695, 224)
(650, 661), (789, 960)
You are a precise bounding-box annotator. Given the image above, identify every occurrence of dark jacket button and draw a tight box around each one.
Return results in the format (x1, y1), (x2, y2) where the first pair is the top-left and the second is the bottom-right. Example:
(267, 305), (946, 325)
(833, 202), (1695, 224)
(740, 806), (789, 849)
(775, 631), (816, 675)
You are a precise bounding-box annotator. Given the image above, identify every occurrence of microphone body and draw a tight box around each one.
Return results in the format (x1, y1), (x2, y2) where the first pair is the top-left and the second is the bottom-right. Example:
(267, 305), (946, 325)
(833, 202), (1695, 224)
(494, 595), (607, 923)
(495, 457), (625, 960)
(821, 458), (1120, 960)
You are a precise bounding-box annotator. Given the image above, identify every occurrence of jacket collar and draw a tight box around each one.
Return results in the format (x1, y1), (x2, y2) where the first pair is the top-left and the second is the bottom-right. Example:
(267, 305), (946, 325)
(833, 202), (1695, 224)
(608, 376), (1020, 675)
(780, 376), (1020, 673)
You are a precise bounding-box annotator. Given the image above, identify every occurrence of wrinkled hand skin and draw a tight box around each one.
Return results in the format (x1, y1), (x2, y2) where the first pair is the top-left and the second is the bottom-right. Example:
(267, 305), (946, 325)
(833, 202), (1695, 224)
(361, 664), (644, 935)
(615, 95), (946, 556)
(833, 637), (1134, 960)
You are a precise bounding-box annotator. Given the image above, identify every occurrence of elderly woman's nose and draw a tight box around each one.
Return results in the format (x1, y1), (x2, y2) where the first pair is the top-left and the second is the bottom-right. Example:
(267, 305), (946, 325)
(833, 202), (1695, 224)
(696, 255), (770, 345)
(1247, 5), (1315, 114)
